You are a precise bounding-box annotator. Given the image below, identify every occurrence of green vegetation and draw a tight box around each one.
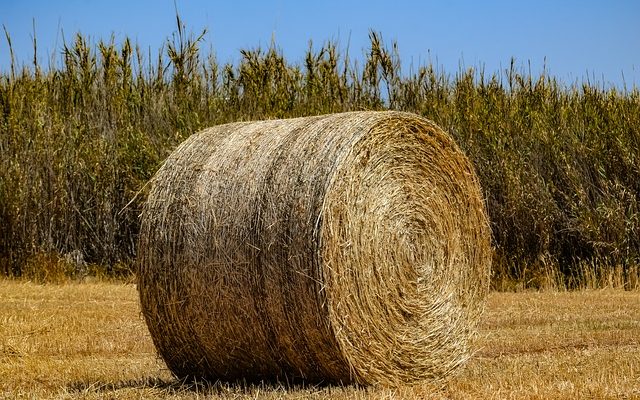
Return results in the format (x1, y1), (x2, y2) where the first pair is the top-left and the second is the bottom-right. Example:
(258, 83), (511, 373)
(1, 21), (639, 288)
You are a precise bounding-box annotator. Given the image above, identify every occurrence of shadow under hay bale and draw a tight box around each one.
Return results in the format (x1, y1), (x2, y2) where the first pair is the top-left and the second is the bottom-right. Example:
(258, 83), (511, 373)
(137, 111), (491, 386)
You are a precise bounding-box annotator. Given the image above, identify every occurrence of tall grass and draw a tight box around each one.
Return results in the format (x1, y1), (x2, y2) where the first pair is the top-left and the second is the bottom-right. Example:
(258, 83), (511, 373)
(1, 24), (638, 288)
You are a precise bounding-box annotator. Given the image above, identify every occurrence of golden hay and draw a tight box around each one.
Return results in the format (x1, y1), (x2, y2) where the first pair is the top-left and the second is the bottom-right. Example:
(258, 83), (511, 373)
(137, 111), (491, 385)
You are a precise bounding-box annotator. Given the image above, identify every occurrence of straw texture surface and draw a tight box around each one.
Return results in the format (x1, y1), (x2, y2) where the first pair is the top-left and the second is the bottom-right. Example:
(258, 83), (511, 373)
(137, 111), (491, 385)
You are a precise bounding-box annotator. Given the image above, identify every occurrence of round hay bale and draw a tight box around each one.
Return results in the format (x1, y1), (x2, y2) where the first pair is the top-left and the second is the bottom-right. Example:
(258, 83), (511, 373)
(137, 111), (491, 386)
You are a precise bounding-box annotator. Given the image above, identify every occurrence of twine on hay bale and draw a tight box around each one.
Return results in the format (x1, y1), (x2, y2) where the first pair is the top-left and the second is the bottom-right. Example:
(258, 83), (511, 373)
(137, 111), (491, 386)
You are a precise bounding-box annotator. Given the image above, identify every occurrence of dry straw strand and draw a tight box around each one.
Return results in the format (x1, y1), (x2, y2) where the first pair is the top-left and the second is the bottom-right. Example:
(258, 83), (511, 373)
(137, 111), (491, 386)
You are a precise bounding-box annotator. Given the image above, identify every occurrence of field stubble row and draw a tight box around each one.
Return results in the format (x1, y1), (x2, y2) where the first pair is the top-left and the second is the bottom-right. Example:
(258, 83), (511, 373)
(1, 280), (639, 399)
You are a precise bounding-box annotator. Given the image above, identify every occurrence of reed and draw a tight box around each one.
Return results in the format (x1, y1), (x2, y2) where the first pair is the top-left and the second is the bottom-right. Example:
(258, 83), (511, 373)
(1, 24), (638, 288)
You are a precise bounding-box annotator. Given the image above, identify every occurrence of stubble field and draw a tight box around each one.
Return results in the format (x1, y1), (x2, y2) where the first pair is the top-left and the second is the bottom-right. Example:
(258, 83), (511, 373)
(1, 280), (639, 399)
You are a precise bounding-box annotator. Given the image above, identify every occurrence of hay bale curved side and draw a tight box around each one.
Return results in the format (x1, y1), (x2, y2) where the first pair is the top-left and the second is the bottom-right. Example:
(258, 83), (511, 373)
(137, 111), (491, 385)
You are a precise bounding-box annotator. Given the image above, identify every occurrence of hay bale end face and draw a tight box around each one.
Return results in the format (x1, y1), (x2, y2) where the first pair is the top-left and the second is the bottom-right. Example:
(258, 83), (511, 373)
(137, 111), (491, 385)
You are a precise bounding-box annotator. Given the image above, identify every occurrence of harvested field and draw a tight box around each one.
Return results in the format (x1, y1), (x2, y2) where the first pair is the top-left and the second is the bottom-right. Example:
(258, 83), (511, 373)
(1, 280), (639, 399)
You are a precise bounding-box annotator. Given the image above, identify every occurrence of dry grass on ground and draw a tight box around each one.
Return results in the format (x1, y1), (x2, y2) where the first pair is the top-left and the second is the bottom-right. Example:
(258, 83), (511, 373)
(1, 280), (639, 399)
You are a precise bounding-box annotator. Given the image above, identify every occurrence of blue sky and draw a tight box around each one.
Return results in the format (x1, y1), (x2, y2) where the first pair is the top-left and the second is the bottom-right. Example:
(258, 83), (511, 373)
(1, 0), (639, 88)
